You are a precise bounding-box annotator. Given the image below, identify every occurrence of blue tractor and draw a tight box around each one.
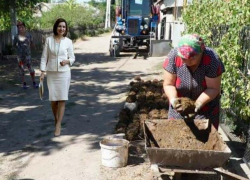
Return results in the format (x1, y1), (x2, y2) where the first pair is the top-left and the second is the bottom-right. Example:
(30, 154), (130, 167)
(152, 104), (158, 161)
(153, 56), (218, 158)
(109, 0), (160, 57)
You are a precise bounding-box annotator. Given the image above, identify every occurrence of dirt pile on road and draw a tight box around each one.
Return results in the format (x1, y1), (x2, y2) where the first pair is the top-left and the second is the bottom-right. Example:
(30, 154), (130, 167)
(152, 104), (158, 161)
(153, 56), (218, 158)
(115, 76), (169, 141)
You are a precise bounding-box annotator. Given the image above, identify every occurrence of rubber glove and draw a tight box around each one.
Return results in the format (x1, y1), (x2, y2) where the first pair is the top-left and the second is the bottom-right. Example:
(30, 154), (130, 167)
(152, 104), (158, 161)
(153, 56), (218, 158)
(194, 101), (203, 113)
(184, 113), (196, 119)
(170, 98), (181, 109)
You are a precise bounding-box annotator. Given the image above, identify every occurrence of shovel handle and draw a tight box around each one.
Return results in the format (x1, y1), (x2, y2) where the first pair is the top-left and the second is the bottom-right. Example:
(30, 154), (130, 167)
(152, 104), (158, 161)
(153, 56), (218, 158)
(214, 167), (249, 180)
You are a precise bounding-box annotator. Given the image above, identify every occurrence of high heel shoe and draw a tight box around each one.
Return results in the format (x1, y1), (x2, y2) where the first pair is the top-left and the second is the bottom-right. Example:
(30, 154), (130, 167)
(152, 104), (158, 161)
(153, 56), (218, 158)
(54, 125), (61, 137)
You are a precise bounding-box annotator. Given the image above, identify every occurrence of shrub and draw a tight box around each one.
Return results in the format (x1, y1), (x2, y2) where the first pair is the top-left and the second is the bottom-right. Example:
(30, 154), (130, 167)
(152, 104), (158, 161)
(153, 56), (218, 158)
(182, 0), (250, 130)
(40, 4), (103, 29)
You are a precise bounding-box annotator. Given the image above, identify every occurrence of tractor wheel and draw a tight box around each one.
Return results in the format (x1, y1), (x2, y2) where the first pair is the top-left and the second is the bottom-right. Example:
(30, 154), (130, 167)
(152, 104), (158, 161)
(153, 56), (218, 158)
(109, 48), (113, 57)
(109, 43), (114, 57)
(147, 44), (151, 56)
(114, 45), (120, 57)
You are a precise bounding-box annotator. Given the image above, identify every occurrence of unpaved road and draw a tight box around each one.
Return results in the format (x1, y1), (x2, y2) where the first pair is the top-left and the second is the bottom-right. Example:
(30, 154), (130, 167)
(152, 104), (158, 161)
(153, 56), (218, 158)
(0, 33), (164, 180)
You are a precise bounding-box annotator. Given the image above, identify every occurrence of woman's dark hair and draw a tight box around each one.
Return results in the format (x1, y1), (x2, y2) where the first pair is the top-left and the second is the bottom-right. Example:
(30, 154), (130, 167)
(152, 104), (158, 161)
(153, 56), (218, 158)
(17, 21), (26, 27)
(53, 18), (68, 37)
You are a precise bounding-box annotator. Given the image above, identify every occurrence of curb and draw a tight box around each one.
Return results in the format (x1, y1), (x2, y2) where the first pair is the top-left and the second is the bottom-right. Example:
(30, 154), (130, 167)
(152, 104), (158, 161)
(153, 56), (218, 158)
(218, 125), (250, 179)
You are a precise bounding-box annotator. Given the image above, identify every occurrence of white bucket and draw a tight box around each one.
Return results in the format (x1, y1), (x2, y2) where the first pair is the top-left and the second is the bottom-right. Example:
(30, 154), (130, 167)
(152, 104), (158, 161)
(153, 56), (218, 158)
(100, 138), (129, 168)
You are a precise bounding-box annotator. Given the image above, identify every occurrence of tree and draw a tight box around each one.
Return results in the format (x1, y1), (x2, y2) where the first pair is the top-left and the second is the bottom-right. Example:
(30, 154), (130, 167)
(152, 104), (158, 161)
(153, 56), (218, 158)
(0, 0), (47, 31)
(0, 0), (47, 14)
(65, 0), (78, 10)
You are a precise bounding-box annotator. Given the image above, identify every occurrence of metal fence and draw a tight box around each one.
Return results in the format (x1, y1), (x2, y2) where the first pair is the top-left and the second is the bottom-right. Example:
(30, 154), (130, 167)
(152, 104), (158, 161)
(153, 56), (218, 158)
(211, 25), (250, 167)
(211, 25), (250, 77)
(244, 128), (250, 168)
(211, 25), (229, 47)
(239, 26), (250, 76)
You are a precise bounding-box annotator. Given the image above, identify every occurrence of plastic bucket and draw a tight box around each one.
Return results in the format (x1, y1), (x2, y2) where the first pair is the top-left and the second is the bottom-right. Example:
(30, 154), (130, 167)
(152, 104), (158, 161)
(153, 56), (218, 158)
(100, 138), (129, 168)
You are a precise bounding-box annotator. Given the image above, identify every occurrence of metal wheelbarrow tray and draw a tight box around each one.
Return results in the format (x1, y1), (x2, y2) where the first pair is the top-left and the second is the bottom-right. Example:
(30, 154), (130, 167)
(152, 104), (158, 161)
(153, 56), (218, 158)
(143, 119), (232, 170)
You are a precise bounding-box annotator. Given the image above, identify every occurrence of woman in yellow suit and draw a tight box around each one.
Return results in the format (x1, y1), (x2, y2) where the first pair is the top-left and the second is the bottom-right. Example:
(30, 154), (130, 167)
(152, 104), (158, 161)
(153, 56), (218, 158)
(40, 18), (75, 137)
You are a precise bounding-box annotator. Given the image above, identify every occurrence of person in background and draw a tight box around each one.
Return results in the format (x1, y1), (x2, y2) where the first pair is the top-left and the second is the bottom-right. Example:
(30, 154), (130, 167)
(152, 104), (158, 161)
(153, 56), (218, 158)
(163, 34), (225, 129)
(14, 21), (38, 89)
(40, 18), (75, 137)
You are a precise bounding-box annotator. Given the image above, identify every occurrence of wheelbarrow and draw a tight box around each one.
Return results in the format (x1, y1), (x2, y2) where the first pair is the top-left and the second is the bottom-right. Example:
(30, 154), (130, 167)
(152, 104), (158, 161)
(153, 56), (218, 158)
(143, 119), (249, 180)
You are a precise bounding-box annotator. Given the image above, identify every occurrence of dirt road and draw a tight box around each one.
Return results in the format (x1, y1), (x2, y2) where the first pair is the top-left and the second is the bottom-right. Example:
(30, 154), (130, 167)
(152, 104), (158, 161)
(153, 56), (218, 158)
(0, 33), (163, 180)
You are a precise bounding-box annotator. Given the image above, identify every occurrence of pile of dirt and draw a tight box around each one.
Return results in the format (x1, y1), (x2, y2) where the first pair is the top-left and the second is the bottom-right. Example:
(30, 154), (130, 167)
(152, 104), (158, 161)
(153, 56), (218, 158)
(115, 76), (169, 141)
(145, 120), (227, 151)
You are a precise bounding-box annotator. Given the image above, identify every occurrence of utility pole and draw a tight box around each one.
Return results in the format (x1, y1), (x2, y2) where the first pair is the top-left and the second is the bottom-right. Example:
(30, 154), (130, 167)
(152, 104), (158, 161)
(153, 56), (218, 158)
(183, 0), (187, 9)
(105, 0), (111, 28)
(10, 0), (17, 45)
(173, 0), (177, 20)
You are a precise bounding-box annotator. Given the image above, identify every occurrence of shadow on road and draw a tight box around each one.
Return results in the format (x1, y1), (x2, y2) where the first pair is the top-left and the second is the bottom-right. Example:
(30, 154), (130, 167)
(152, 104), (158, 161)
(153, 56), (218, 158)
(0, 51), (161, 159)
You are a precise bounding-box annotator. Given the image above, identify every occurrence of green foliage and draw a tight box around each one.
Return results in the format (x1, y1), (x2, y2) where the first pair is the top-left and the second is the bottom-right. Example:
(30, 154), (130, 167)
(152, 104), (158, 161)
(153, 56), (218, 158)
(0, 0), (106, 31)
(182, 0), (250, 122)
(88, 0), (116, 24)
(0, 11), (10, 31)
(65, 0), (78, 10)
(88, 0), (115, 24)
(69, 30), (78, 41)
(0, 0), (47, 31)
(40, 1), (104, 29)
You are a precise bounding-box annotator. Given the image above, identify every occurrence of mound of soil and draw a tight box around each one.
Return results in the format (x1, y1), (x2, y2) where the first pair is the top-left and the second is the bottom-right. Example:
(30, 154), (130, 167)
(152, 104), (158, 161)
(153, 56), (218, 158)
(115, 78), (169, 140)
(146, 120), (226, 151)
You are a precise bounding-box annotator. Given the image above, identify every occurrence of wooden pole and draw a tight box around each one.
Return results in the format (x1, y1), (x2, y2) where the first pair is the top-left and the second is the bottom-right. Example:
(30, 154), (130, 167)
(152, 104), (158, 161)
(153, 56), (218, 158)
(183, 0), (187, 8)
(174, 0), (177, 20)
(214, 168), (250, 180)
